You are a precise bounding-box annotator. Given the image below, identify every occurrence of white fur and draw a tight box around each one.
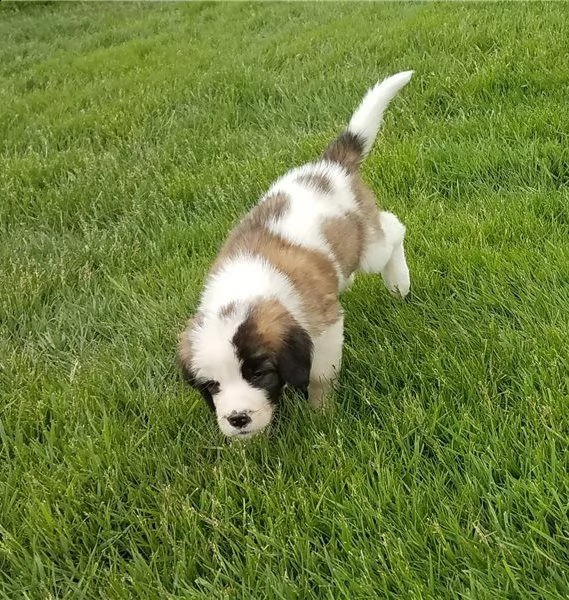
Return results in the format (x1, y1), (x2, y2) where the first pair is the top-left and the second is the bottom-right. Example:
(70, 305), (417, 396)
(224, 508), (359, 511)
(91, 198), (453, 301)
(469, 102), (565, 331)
(193, 256), (309, 437)
(381, 241), (410, 298)
(348, 70), (414, 156)
(199, 255), (307, 327)
(191, 312), (243, 382)
(311, 318), (344, 382)
(188, 72), (414, 437)
(265, 160), (352, 206)
(215, 381), (273, 438)
(340, 273), (356, 292)
(360, 211), (410, 298)
(190, 312), (275, 437)
(265, 161), (358, 288)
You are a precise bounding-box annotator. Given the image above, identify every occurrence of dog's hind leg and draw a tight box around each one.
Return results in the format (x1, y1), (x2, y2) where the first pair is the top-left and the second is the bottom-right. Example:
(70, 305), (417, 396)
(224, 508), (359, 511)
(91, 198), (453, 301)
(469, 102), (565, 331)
(360, 210), (410, 298)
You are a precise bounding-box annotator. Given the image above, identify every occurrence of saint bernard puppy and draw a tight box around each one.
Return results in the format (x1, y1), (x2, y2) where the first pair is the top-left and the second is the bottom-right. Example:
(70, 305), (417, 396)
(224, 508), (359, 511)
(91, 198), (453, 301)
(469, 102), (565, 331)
(178, 71), (414, 438)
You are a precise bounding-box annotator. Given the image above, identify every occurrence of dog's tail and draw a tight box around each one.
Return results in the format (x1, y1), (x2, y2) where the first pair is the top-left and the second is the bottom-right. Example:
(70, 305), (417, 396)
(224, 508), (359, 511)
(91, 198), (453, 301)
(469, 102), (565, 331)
(322, 70), (414, 172)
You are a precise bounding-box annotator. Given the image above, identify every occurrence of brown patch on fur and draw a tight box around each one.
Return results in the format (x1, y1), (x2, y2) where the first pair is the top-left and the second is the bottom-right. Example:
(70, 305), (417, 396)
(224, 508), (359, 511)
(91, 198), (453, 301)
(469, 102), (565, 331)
(296, 172), (333, 194)
(210, 196), (340, 336)
(177, 314), (202, 381)
(263, 241), (340, 335)
(249, 299), (293, 349)
(231, 299), (297, 359)
(234, 299), (313, 391)
(350, 174), (383, 239)
(219, 302), (238, 319)
(322, 131), (365, 172)
(211, 192), (287, 271)
(322, 213), (364, 279)
(249, 192), (289, 226)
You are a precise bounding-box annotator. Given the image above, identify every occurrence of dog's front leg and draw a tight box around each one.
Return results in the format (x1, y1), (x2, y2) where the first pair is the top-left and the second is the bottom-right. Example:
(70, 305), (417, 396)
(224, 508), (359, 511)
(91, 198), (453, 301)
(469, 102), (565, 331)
(307, 318), (344, 410)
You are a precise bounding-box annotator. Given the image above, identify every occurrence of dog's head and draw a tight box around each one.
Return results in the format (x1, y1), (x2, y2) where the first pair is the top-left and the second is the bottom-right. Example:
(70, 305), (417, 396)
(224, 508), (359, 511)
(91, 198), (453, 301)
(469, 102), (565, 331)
(178, 299), (312, 438)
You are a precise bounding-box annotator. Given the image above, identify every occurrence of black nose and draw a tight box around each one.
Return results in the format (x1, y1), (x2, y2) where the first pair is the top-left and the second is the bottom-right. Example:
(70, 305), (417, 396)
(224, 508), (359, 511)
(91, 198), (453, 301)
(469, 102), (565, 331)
(227, 412), (252, 429)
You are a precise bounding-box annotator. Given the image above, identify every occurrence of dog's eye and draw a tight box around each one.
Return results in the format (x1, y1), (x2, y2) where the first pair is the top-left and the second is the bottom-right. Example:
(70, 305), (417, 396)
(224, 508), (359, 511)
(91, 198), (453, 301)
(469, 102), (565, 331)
(253, 369), (281, 391)
(250, 364), (277, 382)
(252, 366), (272, 378)
(203, 380), (220, 395)
(241, 358), (281, 391)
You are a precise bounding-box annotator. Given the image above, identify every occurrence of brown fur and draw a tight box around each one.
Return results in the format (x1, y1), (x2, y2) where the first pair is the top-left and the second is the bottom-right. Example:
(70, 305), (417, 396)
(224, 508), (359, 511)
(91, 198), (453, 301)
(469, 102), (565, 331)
(233, 298), (313, 392)
(350, 173), (383, 240)
(248, 298), (295, 349)
(322, 213), (364, 279)
(219, 301), (238, 319)
(190, 174), (381, 341)
(210, 192), (287, 272)
(245, 192), (290, 228)
(210, 195), (341, 336)
(296, 173), (333, 194)
(322, 131), (364, 172)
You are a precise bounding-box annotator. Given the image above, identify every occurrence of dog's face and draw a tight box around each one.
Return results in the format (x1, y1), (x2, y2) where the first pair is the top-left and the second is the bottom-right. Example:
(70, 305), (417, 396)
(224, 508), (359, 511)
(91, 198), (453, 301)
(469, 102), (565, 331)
(179, 300), (312, 438)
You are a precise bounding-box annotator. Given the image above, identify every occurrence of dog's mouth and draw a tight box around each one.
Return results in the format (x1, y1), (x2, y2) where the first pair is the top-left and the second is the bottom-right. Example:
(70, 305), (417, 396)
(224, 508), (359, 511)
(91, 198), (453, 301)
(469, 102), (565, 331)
(231, 426), (267, 439)
(235, 429), (257, 438)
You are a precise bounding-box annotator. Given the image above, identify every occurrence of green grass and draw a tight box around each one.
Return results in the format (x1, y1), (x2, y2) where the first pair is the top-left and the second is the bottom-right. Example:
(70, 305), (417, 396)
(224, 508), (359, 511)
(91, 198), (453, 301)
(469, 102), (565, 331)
(1, 2), (569, 598)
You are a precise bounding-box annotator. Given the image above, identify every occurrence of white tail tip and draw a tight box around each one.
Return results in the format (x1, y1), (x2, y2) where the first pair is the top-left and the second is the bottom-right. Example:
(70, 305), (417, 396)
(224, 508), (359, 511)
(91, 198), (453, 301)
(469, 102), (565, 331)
(348, 70), (414, 155)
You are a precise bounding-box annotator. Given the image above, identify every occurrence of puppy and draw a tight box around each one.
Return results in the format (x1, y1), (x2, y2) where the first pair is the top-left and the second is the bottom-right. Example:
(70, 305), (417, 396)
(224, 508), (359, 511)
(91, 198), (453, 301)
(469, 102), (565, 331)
(178, 71), (414, 438)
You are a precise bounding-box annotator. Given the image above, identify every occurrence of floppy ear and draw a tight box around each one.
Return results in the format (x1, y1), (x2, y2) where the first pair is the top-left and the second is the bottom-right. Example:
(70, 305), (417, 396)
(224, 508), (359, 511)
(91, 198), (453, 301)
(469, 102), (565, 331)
(177, 318), (215, 412)
(277, 324), (313, 391)
(190, 379), (216, 413)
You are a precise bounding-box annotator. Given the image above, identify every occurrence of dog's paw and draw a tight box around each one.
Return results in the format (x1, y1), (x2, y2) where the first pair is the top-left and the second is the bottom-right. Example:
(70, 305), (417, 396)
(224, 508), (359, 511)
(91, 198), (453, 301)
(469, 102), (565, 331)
(308, 380), (334, 411)
(382, 262), (410, 299)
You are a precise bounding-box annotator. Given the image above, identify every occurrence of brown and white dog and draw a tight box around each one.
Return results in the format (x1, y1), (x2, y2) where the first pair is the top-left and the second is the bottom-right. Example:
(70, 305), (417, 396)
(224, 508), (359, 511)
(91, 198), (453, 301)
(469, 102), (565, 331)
(178, 71), (414, 438)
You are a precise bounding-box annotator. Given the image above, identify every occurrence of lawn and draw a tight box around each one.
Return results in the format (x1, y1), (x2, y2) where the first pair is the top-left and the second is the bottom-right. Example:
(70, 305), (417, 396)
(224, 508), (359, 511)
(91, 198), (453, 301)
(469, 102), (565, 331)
(1, 2), (569, 598)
